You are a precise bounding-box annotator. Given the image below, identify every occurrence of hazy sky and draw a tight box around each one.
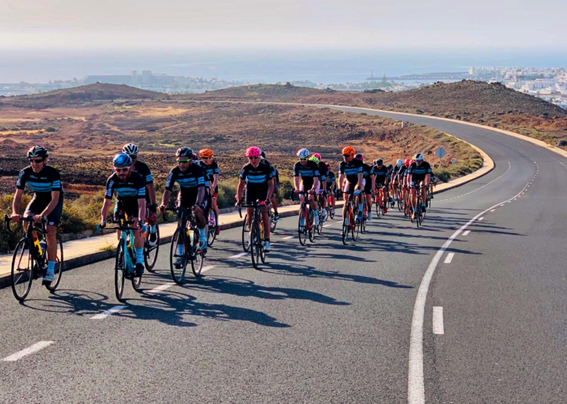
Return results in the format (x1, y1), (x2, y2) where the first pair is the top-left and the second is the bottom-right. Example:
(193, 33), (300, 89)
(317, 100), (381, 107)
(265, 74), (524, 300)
(0, 0), (565, 50)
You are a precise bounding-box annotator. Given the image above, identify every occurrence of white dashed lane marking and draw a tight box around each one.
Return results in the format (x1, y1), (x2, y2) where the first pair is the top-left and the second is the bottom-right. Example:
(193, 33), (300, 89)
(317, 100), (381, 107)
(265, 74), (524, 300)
(148, 283), (175, 294)
(91, 306), (127, 320)
(229, 252), (247, 259)
(463, 230), (471, 236)
(282, 236), (294, 240)
(444, 253), (455, 264)
(433, 307), (444, 335)
(3, 341), (55, 362)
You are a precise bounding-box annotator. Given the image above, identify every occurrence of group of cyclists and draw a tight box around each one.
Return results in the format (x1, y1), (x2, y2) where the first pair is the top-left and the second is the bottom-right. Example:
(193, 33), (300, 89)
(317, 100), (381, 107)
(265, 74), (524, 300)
(8, 142), (433, 289)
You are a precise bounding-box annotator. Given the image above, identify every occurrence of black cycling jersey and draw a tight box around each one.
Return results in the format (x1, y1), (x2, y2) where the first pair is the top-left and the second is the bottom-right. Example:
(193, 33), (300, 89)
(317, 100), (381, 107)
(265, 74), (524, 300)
(293, 160), (320, 189)
(373, 165), (389, 185)
(16, 166), (63, 202)
(198, 160), (219, 186)
(240, 161), (274, 191)
(131, 160), (153, 202)
(326, 171), (336, 185)
(318, 161), (328, 182)
(104, 172), (146, 201)
(165, 164), (206, 193)
(361, 163), (374, 179)
(338, 158), (363, 185)
(408, 161), (432, 182)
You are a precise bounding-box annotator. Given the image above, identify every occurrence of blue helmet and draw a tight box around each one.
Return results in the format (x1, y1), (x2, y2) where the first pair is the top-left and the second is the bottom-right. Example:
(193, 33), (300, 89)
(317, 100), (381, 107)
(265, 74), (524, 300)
(113, 153), (132, 168)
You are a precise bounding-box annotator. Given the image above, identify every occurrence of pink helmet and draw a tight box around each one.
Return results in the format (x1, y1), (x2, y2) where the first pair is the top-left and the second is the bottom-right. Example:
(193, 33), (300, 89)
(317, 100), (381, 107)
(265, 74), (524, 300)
(246, 146), (262, 157)
(313, 153), (321, 160)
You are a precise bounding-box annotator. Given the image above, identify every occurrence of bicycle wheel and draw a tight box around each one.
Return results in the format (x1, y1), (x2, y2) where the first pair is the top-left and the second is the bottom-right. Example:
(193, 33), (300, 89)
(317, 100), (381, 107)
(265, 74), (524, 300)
(191, 229), (204, 277)
(351, 209), (359, 241)
(241, 215), (250, 252)
(115, 240), (126, 302)
(46, 235), (64, 292)
(298, 208), (307, 246)
(11, 238), (34, 302)
(208, 211), (218, 247)
(269, 207), (277, 232)
(144, 224), (160, 272)
(170, 228), (187, 285)
(259, 224), (266, 264)
(250, 223), (261, 269)
(415, 202), (422, 228)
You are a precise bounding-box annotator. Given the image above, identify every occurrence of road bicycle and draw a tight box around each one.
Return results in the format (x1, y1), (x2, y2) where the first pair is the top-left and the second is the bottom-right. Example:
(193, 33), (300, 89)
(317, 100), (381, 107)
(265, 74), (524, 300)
(375, 186), (387, 217)
(410, 184), (426, 228)
(142, 211), (160, 272)
(4, 215), (63, 302)
(98, 212), (143, 302)
(294, 191), (315, 246)
(326, 190), (336, 220)
(166, 207), (206, 285)
(238, 200), (267, 269)
(207, 209), (219, 247)
(341, 194), (359, 245)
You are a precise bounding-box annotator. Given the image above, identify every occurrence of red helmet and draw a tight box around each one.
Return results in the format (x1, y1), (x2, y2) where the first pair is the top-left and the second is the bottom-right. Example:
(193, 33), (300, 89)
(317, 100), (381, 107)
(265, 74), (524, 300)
(246, 146), (262, 157)
(405, 159), (412, 167)
(313, 153), (321, 160)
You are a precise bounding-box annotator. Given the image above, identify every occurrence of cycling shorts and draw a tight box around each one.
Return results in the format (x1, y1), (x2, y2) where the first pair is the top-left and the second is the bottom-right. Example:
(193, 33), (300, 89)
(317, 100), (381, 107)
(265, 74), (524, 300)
(114, 199), (140, 220)
(343, 179), (365, 194)
(26, 196), (63, 226)
(245, 186), (269, 205)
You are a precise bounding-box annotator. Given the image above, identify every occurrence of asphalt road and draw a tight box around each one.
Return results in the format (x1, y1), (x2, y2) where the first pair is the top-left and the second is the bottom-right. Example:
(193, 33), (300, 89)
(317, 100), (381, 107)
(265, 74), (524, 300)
(1, 108), (566, 404)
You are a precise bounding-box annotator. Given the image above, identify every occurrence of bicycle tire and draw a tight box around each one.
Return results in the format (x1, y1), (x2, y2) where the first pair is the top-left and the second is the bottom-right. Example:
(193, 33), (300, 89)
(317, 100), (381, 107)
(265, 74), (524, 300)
(351, 207), (359, 241)
(207, 211), (218, 247)
(269, 207), (277, 232)
(115, 240), (126, 302)
(259, 223), (266, 264)
(46, 235), (64, 292)
(241, 215), (251, 252)
(250, 223), (261, 269)
(144, 224), (160, 272)
(298, 207), (307, 246)
(191, 229), (204, 277)
(415, 202), (422, 228)
(170, 228), (187, 285)
(11, 238), (34, 302)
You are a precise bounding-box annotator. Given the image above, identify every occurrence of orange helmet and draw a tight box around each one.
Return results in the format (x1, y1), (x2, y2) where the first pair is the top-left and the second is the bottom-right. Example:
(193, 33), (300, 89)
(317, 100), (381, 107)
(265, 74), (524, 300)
(342, 146), (356, 156)
(199, 148), (214, 159)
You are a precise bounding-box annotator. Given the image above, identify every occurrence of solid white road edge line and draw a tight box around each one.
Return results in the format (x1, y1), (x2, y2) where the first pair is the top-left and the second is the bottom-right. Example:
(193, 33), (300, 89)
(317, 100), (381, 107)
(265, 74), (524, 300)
(432, 307), (444, 335)
(3, 341), (55, 362)
(91, 305), (127, 320)
(408, 178), (532, 404)
(444, 253), (455, 264)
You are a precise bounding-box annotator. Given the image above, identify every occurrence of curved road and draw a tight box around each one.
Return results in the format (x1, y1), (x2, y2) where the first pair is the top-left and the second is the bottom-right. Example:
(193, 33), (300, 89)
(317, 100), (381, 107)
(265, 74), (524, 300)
(1, 107), (566, 404)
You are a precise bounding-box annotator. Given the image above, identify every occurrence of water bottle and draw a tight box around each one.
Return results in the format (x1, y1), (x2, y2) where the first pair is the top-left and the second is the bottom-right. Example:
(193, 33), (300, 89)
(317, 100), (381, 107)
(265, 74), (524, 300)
(39, 240), (47, 258)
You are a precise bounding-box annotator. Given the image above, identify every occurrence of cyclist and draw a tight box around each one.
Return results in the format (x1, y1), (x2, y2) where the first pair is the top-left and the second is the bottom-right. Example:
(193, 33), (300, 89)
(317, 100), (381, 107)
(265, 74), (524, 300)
(11, 146), (63, 286)
(386, 164), (394, 206)
(408, 153), (432, 214)
(261, 151), (280, 222)
(430, 164), (438, 197)
(355, 153), (375, 221)
(338, 146), (364, 221)
(403, 159), (413, 215)
(100, 153), (146, 276)
(325, 163), (337, 216)
(236, 146), (275, 252)
(198, 148), (221, 235)
(293, 148), (321, 226)
(122, 143), (158, 246)
(159, 147), (208, 265)
(373, 158), (389, 215)
(391, 159), (404, 203)
(312, 153), (328, 221)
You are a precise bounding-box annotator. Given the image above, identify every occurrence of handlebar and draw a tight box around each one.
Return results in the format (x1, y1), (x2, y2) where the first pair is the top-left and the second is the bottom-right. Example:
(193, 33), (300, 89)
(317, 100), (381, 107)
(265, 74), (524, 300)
(4, 214), (47, 233)
(97, 217), (139, 233)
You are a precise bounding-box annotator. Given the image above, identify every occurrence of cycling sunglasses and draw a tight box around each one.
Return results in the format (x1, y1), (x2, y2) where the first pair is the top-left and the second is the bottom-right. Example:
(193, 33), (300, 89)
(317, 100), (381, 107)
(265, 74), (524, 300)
(29, 159), (45, 164)
(248, 156), (260, 160)
(115, 167), (129, 172)
(177, 159), (191, 163)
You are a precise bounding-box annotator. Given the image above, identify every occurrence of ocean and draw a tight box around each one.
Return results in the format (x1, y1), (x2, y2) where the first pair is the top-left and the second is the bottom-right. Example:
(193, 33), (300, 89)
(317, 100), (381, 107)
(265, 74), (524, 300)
(1, 48), (566, 84)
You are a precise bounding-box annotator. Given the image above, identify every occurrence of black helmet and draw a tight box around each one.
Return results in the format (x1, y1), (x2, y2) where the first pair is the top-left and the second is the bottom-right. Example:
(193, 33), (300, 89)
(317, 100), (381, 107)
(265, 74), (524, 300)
(27, 145), (49, 159)
(176, 147), (194, 159)
(387, 164), (394, 170)
(375, 158), (383, 165)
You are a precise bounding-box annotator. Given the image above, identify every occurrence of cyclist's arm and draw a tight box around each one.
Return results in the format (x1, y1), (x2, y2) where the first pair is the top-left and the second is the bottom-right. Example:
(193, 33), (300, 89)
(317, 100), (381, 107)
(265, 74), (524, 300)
(212, 173), (219, 190)
(137, 198), (147, 223)
(146, 182), (157, 205)
(101, 198), (112, 224)
(425, 172), (431, 186)
(356, 172), (364, 190)
(160, 189), (172, 208)
(294, 176), (300, 191)
(40, 190), (60, 218)
(312, 177), (320, 191)
(12, 188), (24, 216)
(371, 175), (376, 192)
(338, 173), (345, 190)
(196, 185), (205, 205)
(236, 179), (245, 203)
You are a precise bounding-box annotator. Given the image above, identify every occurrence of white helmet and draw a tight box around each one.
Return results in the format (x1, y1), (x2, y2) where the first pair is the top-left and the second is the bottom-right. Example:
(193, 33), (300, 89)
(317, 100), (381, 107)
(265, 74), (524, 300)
(122, 143), (139, 157)
(414, 153), (424, 161)
(297, 148), (310, 159)
(397, 159), (403, 167)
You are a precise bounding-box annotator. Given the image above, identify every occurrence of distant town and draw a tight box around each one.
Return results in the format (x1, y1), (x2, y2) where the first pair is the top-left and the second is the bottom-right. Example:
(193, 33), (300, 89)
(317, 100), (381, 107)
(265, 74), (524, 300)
(1, 67), (566, 109)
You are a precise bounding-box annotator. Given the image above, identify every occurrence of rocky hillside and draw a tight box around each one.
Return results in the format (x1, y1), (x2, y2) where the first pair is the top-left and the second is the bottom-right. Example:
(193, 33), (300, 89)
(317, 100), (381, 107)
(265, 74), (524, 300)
(0, 83), (166, 109)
